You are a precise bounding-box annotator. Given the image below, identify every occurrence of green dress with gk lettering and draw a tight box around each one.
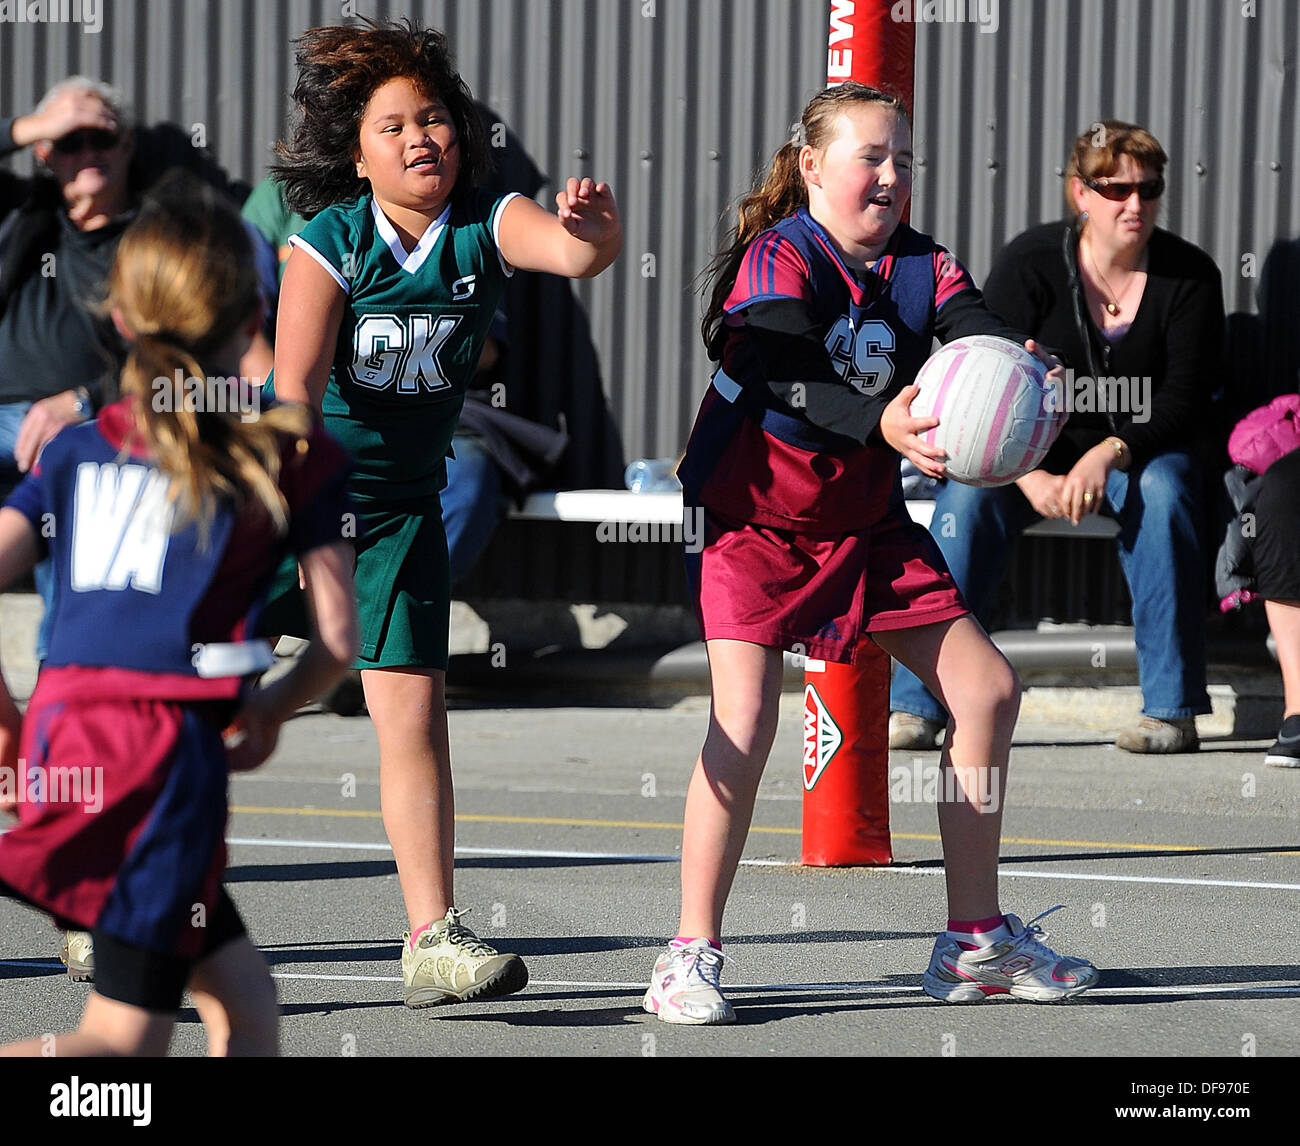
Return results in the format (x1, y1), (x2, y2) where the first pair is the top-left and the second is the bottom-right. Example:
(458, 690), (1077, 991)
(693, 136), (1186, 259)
(261, 188), (519, 668)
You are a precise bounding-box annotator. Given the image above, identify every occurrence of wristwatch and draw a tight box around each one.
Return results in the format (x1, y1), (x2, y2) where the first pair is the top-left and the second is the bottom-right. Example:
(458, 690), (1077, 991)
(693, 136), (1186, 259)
(71, 386), (93, 420)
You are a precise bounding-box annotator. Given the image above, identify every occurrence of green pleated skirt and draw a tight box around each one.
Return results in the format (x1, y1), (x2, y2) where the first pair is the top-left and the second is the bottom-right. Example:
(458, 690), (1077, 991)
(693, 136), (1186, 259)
(259, 492), (451, 671)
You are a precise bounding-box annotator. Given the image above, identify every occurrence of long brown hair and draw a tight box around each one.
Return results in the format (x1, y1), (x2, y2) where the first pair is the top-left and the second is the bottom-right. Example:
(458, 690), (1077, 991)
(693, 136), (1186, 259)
(700, 82), (910, 360)
(107, 179), (311, 539)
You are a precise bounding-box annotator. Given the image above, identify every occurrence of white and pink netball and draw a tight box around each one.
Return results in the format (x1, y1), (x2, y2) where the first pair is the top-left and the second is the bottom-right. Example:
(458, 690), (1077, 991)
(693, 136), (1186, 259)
(910, 336), (1065, 487)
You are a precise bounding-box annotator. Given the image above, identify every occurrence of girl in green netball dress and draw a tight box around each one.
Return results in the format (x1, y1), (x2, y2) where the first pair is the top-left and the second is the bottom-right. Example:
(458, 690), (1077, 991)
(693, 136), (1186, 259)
(267, 20), (621, 1007)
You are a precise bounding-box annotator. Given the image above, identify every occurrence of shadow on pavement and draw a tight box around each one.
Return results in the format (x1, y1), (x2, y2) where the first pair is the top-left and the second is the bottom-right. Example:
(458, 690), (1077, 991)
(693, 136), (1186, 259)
(0, 958), (65, 980)
(224, 854), (681, 883)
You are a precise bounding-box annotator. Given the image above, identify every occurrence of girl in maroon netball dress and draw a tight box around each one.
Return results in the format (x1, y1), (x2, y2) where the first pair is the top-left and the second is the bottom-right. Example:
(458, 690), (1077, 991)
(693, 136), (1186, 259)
(0, 184), (358, 1056)
(643, 84), (1098, 1024)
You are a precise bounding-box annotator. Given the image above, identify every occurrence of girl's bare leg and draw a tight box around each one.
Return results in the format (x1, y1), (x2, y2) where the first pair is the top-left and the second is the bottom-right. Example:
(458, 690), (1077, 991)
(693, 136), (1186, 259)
(0, 993), (173, 1057)
(361, 667), (453, 928)
(872, 616), (1018, 921)
(678, 639), (784, 941)
(1265, 599), (1300, 716)
(188, 935), (279, 1057)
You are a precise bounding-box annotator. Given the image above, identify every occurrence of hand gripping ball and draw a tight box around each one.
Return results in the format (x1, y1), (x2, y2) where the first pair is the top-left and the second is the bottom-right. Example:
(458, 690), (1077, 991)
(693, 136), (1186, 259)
(910, 335), (1066, 487)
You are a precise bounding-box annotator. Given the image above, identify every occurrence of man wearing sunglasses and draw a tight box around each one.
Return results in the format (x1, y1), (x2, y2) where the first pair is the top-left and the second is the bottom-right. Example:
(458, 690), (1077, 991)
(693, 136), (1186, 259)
(1, 79), (136, 479)
(891, 119), (1225, 756)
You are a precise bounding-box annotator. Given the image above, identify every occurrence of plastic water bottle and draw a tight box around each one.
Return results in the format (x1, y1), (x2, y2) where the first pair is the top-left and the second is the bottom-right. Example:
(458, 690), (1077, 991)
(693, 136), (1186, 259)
(624, 457), (681, 493)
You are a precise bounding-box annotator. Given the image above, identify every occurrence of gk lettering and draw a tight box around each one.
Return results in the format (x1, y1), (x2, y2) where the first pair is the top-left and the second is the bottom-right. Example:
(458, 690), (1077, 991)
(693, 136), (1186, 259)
(350, 313), (461, 393)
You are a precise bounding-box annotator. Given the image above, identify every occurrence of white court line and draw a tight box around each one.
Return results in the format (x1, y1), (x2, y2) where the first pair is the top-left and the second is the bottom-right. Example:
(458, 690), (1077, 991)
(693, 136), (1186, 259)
(999, 869), (1300, 892)
(878, 866), (1300, 892)
(7, 960), (1294, 999)
(261, 971), (1300, 999)
(227, 837), (678, 862)
(224, 837), (1300, 891)
(273, 972), (400, 983)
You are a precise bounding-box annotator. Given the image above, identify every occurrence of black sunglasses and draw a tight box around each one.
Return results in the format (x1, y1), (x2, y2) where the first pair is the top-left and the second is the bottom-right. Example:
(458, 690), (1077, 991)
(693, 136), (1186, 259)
(1084, 175), (1164, 202)
(52, 128), (121, 155)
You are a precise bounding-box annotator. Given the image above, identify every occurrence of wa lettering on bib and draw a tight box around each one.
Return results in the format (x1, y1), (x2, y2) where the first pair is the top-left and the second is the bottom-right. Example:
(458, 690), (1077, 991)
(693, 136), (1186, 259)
(70, 462), (175, 594)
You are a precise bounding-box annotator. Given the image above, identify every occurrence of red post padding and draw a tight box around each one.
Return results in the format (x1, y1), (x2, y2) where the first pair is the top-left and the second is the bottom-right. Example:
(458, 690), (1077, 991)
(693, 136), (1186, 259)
(801, 644), (893, 866)
(826, 0), (916, 110)
(796, 0), (916, 866)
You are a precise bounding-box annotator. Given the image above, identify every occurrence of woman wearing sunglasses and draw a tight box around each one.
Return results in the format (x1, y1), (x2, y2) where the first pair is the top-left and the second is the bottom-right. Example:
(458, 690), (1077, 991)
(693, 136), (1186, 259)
(891, 120), (1225, 754)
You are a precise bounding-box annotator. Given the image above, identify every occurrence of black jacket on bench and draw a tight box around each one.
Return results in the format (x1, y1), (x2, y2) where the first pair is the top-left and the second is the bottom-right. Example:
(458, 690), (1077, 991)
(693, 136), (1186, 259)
(982, 218), (1227, 472)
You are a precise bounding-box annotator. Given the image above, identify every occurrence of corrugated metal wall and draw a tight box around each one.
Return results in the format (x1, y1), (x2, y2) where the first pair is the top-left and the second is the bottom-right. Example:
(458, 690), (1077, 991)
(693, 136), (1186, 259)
(911, 0), (1300, 318)
(2, 0), (1297, 485)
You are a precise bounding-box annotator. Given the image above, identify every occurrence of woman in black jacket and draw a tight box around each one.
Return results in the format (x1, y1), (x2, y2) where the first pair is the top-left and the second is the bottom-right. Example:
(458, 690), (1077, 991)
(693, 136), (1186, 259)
(891, 120), (1225, 754)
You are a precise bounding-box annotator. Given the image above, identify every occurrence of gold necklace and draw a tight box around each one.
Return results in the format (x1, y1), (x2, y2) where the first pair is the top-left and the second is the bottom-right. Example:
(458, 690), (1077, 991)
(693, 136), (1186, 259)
(1084, 240), (1143, 317)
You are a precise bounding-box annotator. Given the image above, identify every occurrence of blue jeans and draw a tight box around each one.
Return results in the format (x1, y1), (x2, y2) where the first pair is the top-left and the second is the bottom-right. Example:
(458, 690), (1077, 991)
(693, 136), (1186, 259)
(442, 435), (506, 587)
(890, 450), (1212, 722)
(0, 401), (54, 662)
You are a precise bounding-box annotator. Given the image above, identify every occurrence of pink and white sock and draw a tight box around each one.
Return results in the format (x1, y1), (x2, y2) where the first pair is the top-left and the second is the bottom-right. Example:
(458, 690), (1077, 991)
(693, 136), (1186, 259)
(672, 935), (722, 951)
(946, 914), (1011, 951)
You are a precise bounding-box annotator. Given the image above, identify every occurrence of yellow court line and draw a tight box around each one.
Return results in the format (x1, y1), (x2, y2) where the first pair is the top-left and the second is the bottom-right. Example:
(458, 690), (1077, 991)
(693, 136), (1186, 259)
(229, 804), (1222, 854)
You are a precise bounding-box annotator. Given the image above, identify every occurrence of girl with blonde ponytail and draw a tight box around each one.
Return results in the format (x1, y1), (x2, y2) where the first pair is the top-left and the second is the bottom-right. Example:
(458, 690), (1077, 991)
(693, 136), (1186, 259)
(0, 180), (360, 1057)
(109, 183), (311, 539)
(646, 83), (1097, 1025)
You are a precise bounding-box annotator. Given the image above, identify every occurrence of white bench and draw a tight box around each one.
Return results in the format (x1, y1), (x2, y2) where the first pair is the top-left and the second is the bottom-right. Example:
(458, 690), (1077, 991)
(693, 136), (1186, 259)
(513, 489), (1121, 539)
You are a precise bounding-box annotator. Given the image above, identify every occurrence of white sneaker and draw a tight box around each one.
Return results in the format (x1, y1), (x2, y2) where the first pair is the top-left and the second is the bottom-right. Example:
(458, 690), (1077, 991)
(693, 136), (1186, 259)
(643, 938), (736, 1024)
(921, 907), (1098, 1003)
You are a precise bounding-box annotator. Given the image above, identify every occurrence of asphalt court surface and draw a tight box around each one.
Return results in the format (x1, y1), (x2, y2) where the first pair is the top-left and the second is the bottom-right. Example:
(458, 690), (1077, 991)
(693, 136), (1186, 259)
(2, 693), (1298, 1059)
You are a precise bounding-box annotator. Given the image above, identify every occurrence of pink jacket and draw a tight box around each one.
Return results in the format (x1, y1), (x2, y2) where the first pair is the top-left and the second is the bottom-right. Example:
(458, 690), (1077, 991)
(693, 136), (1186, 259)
(1228, 393), (1300, 475)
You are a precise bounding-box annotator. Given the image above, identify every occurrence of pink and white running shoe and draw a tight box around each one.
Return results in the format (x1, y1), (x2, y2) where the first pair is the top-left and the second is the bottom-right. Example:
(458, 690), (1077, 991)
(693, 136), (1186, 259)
(922, 906), (1099, 1003)
(643, 938), (736, 1024)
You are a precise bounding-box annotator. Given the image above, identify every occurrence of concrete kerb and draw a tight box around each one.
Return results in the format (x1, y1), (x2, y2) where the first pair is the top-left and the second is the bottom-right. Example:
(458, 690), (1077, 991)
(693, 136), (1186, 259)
(0, 593), (1284, 736)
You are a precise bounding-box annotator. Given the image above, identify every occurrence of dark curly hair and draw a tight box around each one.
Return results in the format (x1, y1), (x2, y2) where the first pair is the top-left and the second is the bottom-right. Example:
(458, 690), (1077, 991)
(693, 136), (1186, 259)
(272, 18), (490, 217)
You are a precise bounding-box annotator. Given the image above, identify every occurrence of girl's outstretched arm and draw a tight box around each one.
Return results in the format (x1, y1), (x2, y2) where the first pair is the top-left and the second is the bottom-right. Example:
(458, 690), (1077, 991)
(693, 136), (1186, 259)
(272, 248), (347, 415)
(498, 178), (622, 279)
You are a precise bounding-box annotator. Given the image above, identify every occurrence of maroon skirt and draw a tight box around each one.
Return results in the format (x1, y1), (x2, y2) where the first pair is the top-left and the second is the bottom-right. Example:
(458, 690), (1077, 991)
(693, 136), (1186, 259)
(0, 669), (229, 958)
(685, 503), (968, 664)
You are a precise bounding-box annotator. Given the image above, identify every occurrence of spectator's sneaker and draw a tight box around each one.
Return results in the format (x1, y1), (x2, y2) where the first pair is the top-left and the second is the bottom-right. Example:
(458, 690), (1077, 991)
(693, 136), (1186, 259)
(643, 938), (735, 1024)
(888, 712), (944, 750)
(1265, 715), (1300, 768)
(401, 908), (528, 1009)
(1115, 716), (1198, 754)
(60, 931), (94, 983)
(922, 907), (1098, 1003)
